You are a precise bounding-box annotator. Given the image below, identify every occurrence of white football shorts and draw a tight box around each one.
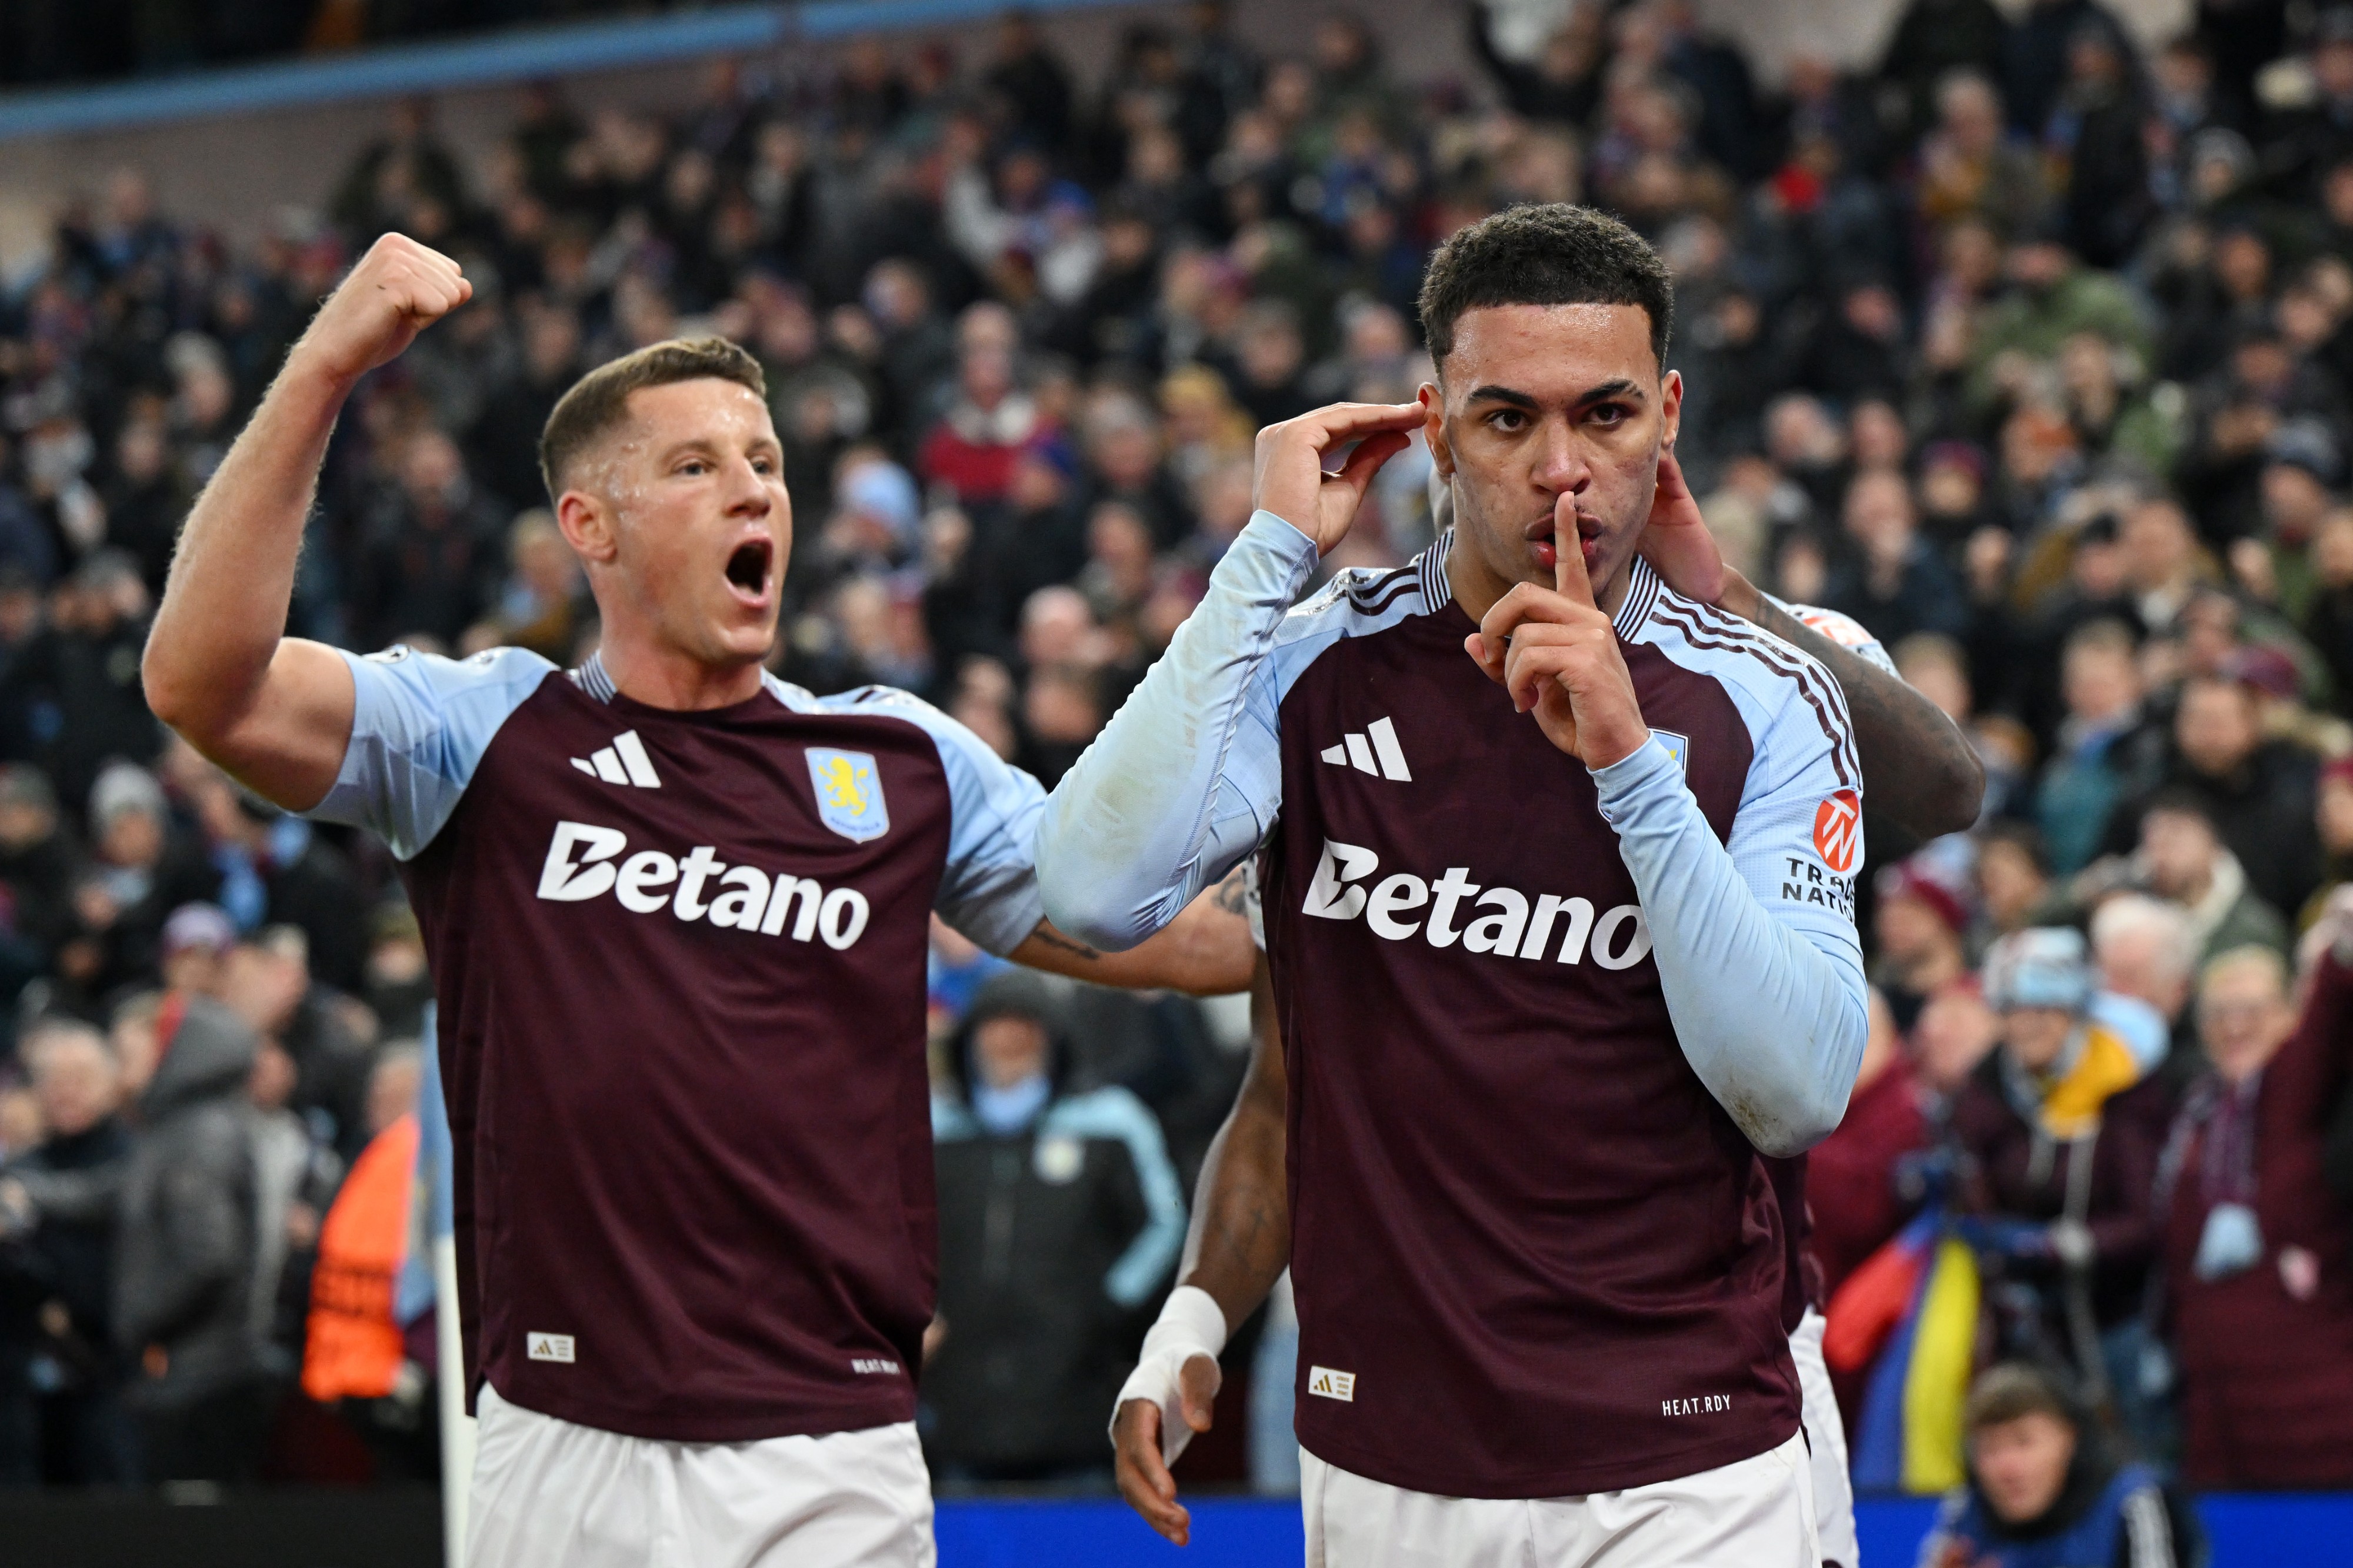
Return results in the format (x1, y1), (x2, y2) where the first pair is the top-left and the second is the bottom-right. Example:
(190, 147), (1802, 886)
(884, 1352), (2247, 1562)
(466, 1382), (935, 1568)
(1301, 1427), (1818, 1567)
(1792, 1305), (1859, 1568)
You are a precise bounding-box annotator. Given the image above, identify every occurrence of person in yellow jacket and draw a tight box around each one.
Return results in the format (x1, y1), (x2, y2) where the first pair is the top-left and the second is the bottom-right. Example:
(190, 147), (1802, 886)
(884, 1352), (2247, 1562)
(1951, 928), (2177, 1456)
(302, 1046), (432, 1479)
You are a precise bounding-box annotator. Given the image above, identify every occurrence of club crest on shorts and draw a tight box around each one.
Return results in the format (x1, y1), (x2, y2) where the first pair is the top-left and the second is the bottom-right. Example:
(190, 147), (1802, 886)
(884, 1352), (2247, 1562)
(807, 749), (889, 842)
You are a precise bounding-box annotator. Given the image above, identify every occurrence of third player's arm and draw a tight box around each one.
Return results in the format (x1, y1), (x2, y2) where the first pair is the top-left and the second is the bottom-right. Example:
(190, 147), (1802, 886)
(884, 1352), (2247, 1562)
(1175, 953), (1291, 1321)
(1010, 868), (1257, 996)
(143, 234), (471, 809)
(1113, 954), (1291, 1544)
(1635, 451), (1982, 840)
(1718, 575), (1984, 841)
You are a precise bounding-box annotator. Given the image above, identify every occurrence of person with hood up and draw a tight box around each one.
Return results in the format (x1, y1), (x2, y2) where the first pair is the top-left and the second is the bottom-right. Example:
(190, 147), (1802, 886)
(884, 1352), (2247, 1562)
(112, 992), (271, 1482)
(926, 969), (1185, 1483)
(1917, 1360), (2202, 1567)
(1951, 928), (2174, 1447)
(5, 990), (269, 1482)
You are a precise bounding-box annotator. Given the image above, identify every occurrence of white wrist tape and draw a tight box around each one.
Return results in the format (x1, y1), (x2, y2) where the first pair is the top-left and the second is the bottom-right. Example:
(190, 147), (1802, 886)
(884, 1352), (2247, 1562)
(1112, 1285), (1228, 1466)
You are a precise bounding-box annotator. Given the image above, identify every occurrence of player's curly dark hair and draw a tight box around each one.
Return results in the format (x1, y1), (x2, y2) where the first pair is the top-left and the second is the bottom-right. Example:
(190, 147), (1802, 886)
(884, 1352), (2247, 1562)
(1417, 204), (1674, 375)
(538, 336), (768, 501)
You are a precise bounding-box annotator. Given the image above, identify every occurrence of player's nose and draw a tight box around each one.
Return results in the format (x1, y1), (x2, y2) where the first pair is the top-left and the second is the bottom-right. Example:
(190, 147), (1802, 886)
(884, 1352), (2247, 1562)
(1531, 418), (1591, 497)
(720, 454), (773, 516)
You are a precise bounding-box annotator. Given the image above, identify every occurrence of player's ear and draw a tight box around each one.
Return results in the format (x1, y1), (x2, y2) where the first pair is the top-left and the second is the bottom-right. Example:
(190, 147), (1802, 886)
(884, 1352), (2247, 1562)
(556, 489), (619, 566)
(1658, 368), (1683, 451)
(1418, 382), (1452, 479)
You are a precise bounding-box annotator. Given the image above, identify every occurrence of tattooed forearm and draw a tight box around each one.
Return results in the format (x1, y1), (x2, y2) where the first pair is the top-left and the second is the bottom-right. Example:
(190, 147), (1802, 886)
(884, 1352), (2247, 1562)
(1201, 1196), (1285, 1283)
(1211, 865), (1249, 917)
(1027, 926), (1103, 962)
(1734, 586), (1985, 843)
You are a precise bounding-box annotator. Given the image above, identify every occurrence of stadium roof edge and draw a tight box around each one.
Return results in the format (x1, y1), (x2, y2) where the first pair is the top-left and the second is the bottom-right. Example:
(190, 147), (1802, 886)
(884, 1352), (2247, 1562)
(0, 0), (1128, 144)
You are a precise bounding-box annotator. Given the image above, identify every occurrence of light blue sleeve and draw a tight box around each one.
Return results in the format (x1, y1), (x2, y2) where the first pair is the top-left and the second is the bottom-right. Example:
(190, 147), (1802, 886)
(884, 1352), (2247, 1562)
(306, 646), (555, 860)
(831, 688), (1049, 957)
(1044, 1087), (1188, 1308)
(1036, 512), (1319, 950)
(1589, 705), (1871, 1157)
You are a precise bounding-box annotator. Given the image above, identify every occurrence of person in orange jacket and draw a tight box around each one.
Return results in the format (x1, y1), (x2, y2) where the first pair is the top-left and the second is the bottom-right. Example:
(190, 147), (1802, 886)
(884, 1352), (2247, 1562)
(301, 1045), (432, 1479)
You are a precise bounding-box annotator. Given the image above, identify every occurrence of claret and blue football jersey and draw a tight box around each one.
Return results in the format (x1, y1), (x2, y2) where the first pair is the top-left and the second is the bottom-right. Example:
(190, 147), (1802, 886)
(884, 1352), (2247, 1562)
(1038, 513), (1871, 1499)
(309, 646), (1047, 1443)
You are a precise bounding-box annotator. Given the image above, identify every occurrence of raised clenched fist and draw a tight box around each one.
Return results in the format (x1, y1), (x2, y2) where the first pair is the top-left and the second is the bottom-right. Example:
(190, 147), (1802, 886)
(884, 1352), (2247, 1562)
(291, 233), (472, 389)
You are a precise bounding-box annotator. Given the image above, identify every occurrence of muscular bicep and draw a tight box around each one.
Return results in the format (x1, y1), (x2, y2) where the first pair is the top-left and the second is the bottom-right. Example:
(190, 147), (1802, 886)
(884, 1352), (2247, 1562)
(183, 638), (357, 813)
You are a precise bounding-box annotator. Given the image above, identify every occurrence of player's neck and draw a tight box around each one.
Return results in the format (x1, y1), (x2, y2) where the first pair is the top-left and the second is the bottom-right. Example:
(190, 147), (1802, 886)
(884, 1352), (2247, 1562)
(1444, 536), (1631, 623)
(596, 632), (766, 711)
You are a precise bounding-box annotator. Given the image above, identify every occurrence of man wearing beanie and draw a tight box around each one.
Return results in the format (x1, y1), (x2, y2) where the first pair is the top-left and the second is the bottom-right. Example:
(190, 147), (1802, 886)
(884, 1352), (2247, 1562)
(1952, 929), (2177, 1450)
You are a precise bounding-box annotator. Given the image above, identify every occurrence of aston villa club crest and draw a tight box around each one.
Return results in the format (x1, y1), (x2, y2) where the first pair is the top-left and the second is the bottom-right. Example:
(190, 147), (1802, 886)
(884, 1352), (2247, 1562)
(806, 749), (889, 842)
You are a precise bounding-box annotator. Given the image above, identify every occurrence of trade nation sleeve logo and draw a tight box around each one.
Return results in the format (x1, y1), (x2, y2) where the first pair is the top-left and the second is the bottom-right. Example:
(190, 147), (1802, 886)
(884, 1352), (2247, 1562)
(1811, 790), (1860, 874)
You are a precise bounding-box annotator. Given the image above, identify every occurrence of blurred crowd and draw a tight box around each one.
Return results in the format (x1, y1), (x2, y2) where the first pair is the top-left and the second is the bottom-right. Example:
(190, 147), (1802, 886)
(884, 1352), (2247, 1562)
(0, 0), (2351, 1516)
(1, 1), (687, 88)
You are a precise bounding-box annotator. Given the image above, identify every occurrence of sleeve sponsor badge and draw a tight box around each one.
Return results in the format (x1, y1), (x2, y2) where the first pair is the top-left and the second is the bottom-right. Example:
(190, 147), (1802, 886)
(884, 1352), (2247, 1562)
(1812, 789), (1861, 873)
(806, 749), (890, 842)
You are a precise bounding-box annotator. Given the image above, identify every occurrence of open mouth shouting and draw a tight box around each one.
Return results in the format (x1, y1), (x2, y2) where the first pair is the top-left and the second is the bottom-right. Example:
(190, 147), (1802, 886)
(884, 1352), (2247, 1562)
(724, 535), (776, 608)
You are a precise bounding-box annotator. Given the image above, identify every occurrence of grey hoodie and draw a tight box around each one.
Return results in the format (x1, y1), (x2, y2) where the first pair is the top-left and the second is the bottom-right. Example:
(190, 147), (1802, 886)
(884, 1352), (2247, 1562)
(112, 995), (265, 1408)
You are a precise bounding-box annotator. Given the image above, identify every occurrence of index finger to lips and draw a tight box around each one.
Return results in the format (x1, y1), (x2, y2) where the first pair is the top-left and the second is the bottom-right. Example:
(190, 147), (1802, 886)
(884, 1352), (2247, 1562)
(1554, 491), (1596, 608)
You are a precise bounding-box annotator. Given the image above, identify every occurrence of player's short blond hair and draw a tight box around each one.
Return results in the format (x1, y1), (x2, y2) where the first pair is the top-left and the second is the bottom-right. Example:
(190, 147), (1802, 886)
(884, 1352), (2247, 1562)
(538, 337), (766, 502)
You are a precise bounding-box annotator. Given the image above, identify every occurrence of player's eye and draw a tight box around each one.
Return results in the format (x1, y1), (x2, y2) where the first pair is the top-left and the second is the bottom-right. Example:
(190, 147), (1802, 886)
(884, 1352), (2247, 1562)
(1587, 404), (1629, 428)
(678, 459), (711, 476)
(1486, 409), (1528, 433)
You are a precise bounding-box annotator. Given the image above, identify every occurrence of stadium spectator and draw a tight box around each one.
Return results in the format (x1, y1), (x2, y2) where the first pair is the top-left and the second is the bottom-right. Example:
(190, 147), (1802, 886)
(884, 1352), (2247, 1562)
(1953, 929), (2171, 1420)
(301, 1044), (431, 1482)
(0, 1019), (137, 1484)
(81, 996), (268, 1483)
(2125, 672), (2323, 917)
(2090, 892), (2204, 1074)
(1976, 821), (2059, 937)
(222, 928), (373, 1163)
(2157, 936), (2353, 1488)
(1917, 1361), (2202, 1568)
(2128, 792), (2292, 965)
(2034, 620), (2165, 875)
(926, 971), (1185, 1482)
(1875, 856), (1973, 1033)
(1809, 989), (1933, 1299)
